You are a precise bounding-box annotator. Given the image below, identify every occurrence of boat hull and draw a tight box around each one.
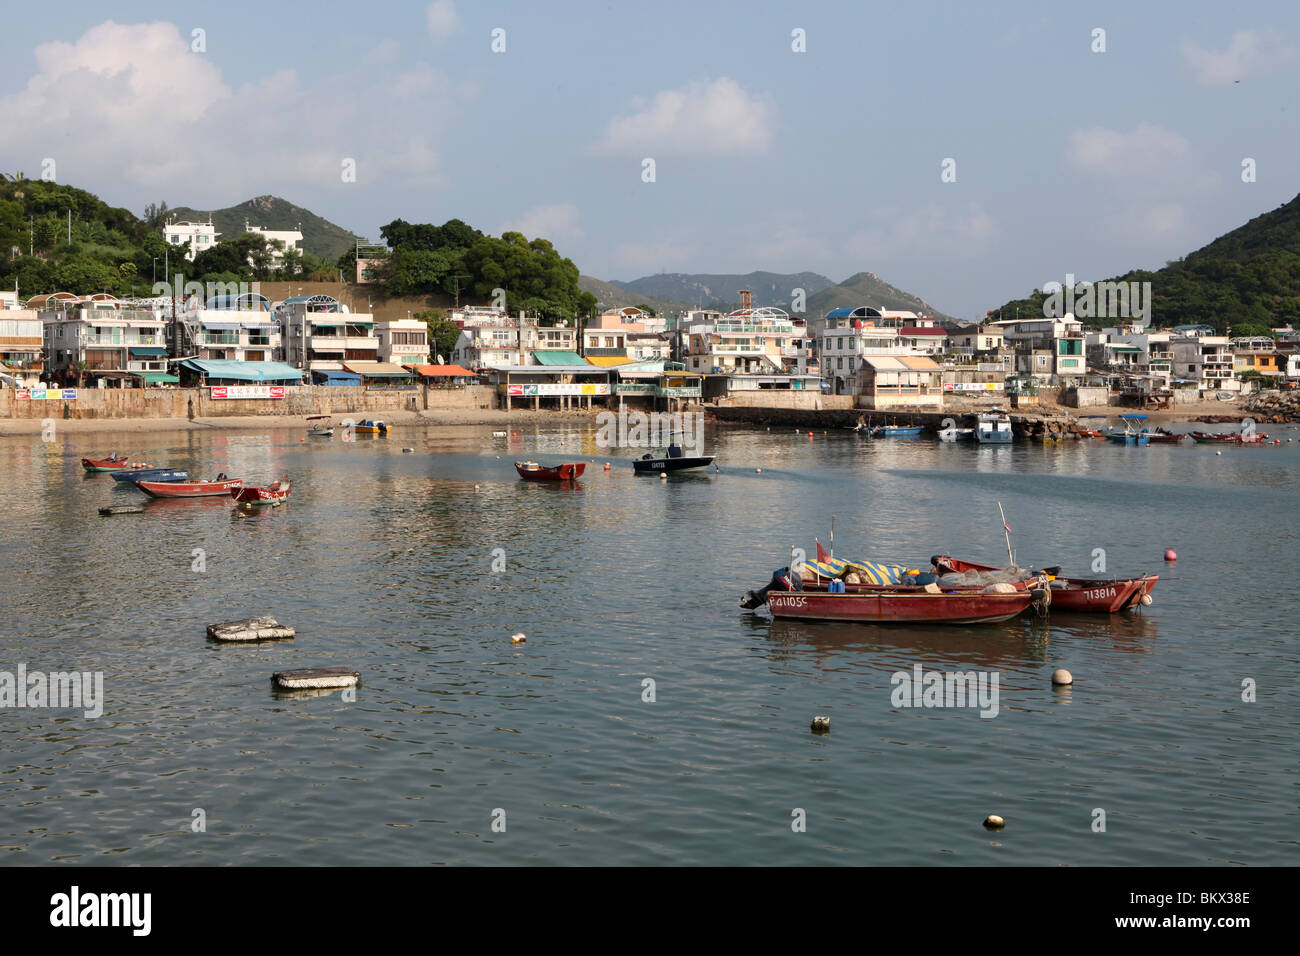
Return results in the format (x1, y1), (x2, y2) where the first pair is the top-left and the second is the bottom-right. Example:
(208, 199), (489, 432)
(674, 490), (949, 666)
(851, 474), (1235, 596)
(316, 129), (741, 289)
(515, 461), (586, 481)
(232, 478), (291, 506)
(934, 556), (1157, 612)
(632, 455), (716, 474)
(82, 456), (137, 472)
(111, 469), (188, 483)
(136, 478), (243, 498)
(766, 589), (1033, 624)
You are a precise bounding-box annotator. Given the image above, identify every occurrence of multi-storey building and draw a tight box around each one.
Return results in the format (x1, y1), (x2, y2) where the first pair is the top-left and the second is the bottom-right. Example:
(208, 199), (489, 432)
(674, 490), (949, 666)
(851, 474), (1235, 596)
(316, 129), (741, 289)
(375, 317), (430, 367)
(1171, 333), (1239, 393)
(277, 295), (379, 372)
(39, 294), (169, 386)
(0, 291), (45, 387)
(163, 218), (219, 261)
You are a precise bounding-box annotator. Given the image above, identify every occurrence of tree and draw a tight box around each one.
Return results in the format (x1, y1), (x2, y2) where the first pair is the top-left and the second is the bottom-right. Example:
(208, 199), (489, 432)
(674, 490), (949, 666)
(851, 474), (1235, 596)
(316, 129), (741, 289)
(415, 309), (461, 361)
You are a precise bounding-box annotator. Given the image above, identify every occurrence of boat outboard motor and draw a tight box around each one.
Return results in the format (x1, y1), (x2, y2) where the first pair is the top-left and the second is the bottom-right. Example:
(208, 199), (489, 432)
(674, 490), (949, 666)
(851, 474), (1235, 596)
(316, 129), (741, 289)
(740, 567), (800, 610)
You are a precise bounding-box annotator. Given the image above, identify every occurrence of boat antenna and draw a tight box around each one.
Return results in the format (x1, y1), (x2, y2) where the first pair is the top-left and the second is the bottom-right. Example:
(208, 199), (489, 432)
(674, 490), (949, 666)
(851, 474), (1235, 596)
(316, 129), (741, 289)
(997, 502), (1015, 567)
(830, 514), (835, 560)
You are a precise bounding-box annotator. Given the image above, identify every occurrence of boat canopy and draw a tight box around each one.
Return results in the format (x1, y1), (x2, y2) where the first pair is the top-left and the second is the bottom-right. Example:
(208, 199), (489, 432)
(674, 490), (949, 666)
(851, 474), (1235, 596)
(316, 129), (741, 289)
(1119, 413), (1149, 420)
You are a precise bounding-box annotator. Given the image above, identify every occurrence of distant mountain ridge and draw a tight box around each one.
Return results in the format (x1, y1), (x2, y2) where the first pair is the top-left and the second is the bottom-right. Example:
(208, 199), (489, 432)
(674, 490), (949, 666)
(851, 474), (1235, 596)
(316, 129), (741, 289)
(608, 271), (836, 312)
(806, 272), (956, 323)
(168, 195), (358, 262)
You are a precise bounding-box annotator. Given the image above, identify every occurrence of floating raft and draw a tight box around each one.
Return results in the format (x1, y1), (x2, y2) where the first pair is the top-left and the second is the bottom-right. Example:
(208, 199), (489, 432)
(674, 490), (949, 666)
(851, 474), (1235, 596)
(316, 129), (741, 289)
(206, 616), (296, 642)
(271, 666), (359, 690)
(99, 505), (145, 516)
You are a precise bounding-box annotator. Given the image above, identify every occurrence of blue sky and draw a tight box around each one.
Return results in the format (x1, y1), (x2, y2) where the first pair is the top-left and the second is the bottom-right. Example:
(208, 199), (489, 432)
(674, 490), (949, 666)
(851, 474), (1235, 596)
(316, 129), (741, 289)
(1, 0), (1297, 317)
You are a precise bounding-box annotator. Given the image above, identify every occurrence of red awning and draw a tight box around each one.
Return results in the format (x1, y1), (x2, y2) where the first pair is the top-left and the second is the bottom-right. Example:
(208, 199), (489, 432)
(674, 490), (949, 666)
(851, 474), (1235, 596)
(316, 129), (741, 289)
(408, 364), (476, 377)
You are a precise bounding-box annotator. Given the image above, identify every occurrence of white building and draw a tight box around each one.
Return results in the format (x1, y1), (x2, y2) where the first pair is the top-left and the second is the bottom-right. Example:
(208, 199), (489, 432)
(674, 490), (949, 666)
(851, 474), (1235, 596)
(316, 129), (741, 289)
(179, 293), (280, 363)
(277, 295), (379, 373)
(39, 294), (169, 386)
(0, 292), (45, 386)
(375, 317), (430, 367)
(245, 221), (304, 269)
(164, 219), (219, 261)
(1171, 334), (1239, 393)
(815, 308), (925, 395)
(451, 316), (521, 370)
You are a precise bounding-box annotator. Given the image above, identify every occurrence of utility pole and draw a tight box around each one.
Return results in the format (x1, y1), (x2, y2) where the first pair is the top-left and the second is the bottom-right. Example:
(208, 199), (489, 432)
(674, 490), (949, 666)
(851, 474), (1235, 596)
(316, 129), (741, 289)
(449, 275), (470, 309)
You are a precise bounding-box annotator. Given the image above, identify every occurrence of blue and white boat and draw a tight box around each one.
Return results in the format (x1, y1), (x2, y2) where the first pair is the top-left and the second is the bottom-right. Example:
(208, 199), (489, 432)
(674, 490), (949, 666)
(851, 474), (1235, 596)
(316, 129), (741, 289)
(110, 468), (190, 483)
(1105, 413), (1150, 446)
(871, 424), (924, 437)
(976, 409), (1014, 444)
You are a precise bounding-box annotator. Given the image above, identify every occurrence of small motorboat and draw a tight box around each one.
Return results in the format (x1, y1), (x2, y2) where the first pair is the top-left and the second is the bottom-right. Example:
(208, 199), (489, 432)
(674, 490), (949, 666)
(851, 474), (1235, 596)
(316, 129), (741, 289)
(632, 443), (716, 474)
(1105, 414), (1150, 445)
(514, 461), (586, 481)
(307, 415), (334, 437)
(938, 427), (974, 441)
(82, 454), (142, 473)
(871, 424), (924, 437)
(135, 474), (243, 498)
(1143, 427), (1186, 443)
(353, 419), (388, 436)
(976, 409), (1014, 444)
(232, 476), (292, 507)
(111, 468), (189, 483)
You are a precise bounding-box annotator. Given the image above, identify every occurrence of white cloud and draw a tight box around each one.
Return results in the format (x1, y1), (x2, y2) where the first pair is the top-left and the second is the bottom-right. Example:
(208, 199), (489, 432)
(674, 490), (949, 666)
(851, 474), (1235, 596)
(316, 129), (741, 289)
(426, 1), (459, 43)
(1068, 122), (1193, 177)
(1181, 29), (1296, 86)
(501, 204), (584, 243)
(592, 77), (773, 157)
(0, 20), (456, 204)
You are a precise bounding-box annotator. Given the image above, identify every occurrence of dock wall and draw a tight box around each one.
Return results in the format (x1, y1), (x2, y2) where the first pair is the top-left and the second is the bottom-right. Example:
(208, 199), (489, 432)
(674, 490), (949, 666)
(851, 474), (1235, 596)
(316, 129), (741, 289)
(0, 385), (498, 420)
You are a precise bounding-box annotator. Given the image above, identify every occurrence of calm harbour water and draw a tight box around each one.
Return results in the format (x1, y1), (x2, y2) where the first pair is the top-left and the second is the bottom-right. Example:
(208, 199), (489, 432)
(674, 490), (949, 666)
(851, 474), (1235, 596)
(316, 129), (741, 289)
(0, 419), (1296, 866)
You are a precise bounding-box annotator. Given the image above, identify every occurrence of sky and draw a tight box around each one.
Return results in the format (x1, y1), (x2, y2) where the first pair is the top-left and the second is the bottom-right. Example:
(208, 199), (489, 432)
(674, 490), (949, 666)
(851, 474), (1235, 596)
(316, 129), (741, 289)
(1, 0), (1298, 319)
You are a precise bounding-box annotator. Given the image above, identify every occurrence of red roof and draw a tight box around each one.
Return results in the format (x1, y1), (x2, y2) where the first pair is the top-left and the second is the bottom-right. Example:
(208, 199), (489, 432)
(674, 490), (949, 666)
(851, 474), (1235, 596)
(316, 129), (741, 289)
(407, 364), (476, 377)
(899, 326), (947, 336)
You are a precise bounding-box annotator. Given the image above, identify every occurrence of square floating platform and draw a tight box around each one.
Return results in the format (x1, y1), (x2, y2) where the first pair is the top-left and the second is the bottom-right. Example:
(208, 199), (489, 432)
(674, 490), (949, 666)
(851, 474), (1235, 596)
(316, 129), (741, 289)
(271, 667), (360, 690)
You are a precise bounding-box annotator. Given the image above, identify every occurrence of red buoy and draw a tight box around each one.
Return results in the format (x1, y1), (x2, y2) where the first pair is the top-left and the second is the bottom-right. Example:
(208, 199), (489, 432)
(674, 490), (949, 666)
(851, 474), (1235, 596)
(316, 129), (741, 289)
(1164, 549), (1177, 562)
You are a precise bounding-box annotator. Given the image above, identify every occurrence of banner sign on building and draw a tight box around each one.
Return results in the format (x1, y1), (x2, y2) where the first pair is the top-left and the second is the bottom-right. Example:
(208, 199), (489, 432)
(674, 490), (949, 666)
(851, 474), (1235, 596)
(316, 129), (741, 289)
(507, 383), (610, 396)
(209, 385), (286, 400)
(944, 382), (1005, 392)
(17, 388), (77, 400)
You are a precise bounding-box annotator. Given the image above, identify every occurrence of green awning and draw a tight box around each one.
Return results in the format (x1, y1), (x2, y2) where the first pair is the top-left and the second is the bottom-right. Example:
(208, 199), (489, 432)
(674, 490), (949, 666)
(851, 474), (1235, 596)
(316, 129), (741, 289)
(136, 372), (180, 384)
(178, 359), (304, 382)
(129, 346), (168, 356)
(533, 350), (587, 366)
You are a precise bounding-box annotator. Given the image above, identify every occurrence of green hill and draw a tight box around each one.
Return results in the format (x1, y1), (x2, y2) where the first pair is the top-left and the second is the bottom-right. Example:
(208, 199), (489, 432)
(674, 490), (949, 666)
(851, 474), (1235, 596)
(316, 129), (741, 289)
(987, 194), (1300, 333)
(806, 271), (957, 322)
(168, 195), (358, 262)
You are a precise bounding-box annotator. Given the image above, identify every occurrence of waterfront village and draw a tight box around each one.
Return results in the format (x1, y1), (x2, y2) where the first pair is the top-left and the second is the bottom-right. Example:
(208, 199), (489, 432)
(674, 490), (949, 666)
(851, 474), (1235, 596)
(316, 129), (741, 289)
(3, 222), (1300, 422)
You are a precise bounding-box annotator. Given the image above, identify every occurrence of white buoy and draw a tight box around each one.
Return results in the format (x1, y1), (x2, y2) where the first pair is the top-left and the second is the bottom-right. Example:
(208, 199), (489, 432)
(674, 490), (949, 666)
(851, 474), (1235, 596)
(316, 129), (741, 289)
(755, 467), (762, 473)
(1052, 668), (1073, 685)
(510, 632), (526, 644)
(983, 814), (1005, 830)
(1215, 450), (1222, 456)
(659, 472), (667, 481)
(1140, 593), (1153, 606)
(811, 715), (830, 734)
(402, 447), (414, 453)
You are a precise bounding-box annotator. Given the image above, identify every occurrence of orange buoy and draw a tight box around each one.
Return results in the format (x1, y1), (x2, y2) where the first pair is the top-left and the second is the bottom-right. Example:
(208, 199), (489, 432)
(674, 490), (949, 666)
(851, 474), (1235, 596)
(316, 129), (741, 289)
(1164, 549), (1177, 562)
(603, 462), (610, 471)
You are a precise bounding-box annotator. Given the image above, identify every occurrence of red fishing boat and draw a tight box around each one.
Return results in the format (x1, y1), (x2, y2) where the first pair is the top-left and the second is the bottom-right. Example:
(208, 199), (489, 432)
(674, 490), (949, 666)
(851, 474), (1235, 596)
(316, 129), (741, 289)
(232, 476), (292, 507)
(1144, 427), (1186, 443)
(765, 588), (1038, 624)
(514, 461), (586, 481)
(931, 556), (1157, 613)
(82, 454), (146, 472)
(135, 475), (243, 498)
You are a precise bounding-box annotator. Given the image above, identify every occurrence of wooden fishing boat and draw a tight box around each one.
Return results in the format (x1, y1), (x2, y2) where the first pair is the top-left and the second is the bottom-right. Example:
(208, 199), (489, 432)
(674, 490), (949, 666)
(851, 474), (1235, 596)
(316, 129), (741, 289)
(932, 555), (1157, 613)
(872, 424), (924, 437)
(232, 476), (292, 506)
(110, 468), (189, 483)
(82, 454), (142, 472)
(1189, 431), (1241, 443)
(1143, 427), (1186, 443)
(514, 461), (586, 481)
(765, 588), (1037, 624)
(1074, 427), (1105, 439)
(135, 476), (243, 498)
